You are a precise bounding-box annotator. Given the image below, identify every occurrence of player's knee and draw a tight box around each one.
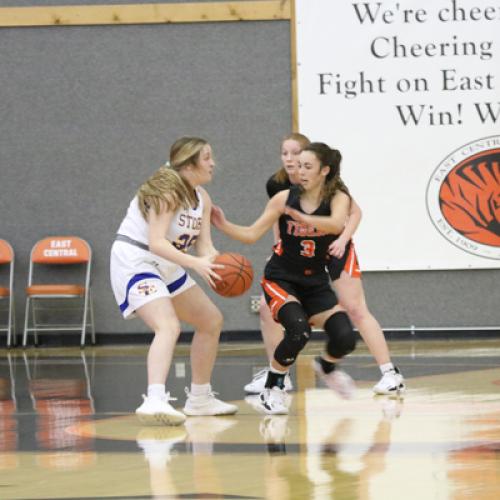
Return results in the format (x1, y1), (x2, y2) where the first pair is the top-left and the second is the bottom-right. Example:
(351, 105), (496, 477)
(199, 306), (224, 334)
(340, 301), (367, 326)
(274, 330), (310, 367)
(212, 308), (224, 330)
(324, 311), (356, 359)
(155, 317), (181, 339)
(274, 302), (311, 366)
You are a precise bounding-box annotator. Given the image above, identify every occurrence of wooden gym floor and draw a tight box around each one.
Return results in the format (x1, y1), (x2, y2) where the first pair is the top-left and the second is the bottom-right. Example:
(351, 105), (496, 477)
(0, 338), (499, 499)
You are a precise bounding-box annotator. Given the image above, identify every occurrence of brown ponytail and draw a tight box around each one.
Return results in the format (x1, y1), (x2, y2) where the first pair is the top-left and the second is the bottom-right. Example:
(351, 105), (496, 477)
(301, 142), (351, 202)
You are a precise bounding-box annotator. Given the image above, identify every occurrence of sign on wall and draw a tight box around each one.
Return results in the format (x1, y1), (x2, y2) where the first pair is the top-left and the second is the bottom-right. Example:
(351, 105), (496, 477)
(295, 0), (499, 270)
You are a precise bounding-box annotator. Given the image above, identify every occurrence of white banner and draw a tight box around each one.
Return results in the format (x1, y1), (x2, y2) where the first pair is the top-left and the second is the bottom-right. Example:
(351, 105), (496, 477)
(296, 0), (500, 270)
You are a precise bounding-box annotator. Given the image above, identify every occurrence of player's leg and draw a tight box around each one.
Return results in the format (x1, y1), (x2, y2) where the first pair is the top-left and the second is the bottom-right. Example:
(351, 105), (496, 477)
(244, 296), (292, 394)
(260, 295), (285, 361)
(137, 297), (181, 385)
(333, 271), (405, 395)
(172, 284), (237, 416)
(135, 297), (186, 425)
(333, 271), (389, 363)
(259, 298), (311, 415)
(309, 304), (357, 399)
(111, 245), (186, 424)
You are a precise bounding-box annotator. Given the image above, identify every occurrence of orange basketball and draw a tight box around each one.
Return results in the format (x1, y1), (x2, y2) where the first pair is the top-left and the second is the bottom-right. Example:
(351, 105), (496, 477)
(212, 252), (254, 297)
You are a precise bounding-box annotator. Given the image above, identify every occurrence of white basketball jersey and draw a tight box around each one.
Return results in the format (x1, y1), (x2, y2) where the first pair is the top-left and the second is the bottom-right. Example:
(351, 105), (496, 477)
(117, 191), (204, 252)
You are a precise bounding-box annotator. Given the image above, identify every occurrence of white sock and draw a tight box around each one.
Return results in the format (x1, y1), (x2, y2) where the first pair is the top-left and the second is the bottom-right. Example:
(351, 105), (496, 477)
(147, 384), (166, 399)
(380, 363), (395, 374)
(269, 364), (289, 375)
(191, 383), (210, 396)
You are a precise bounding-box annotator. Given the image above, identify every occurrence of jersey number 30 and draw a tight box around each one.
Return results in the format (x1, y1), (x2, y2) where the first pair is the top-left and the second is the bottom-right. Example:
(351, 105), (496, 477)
(173, 234), (198, 252)
(300, 240), (316, 258)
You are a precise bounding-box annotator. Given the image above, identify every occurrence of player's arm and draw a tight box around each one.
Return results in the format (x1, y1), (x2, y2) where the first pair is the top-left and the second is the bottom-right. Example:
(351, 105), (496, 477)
(266, 176), (282, 243)
(272, 222), (280, 244)
(148, 199), (222, 286)
(341, 197), (362, 241)
(284, 191), (350, 235)
(211, 190), (287, 244)
(329, 197), (362, 258)
(194, 187), (219, 258)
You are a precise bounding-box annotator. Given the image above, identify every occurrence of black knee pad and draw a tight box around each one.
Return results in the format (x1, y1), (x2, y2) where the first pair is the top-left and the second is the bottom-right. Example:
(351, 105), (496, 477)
(274, 302), (311, 366)
(324, 311), (356, 359)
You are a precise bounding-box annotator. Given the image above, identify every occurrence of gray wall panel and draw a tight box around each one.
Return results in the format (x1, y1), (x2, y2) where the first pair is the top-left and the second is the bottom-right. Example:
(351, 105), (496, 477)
(0, 21), (290, 335)
(0, 19), (498, 339)
(361, 269), (499, 329)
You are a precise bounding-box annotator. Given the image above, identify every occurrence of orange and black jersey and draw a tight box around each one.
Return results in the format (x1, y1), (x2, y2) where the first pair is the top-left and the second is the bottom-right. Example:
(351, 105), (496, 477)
(266, 174), (292, 198)
(271, 185), (337, 276)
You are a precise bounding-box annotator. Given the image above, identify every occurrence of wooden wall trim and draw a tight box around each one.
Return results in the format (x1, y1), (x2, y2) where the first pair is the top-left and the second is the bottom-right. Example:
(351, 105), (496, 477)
(289, 0), (298, 132)
(0, 1), (291, 27)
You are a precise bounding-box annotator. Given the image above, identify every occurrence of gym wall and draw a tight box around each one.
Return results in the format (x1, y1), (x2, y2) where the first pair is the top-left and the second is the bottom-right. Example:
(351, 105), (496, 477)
(0, 1), (498, 338)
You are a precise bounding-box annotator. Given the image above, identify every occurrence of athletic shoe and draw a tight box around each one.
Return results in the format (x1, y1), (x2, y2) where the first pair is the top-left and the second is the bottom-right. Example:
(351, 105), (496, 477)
(183, 388), (238, 416)
(244, 368), (293, 393)
(373, 367), (406, 396)
(136, 427), (187, 467)
(313, 357), (356, 399)
(258, 387), (290, 415)
(135, 393), (186, 426)
(245, 391), (293, 413)
(245, 394), (266, 413)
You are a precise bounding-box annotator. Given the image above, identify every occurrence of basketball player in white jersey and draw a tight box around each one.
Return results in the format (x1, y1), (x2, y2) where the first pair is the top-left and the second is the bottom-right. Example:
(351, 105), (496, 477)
(111, 137), (237, 425)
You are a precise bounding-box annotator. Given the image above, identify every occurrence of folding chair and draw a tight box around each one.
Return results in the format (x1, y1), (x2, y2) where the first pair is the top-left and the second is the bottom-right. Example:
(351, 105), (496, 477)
(0, 239), (16, 347)
(23, 236), (95, 347)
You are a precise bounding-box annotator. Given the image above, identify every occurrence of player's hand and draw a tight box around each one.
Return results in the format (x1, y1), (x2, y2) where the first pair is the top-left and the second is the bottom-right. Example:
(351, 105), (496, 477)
(284, 206), (308, 223)
(210, 205), (227, 230)
(191, 255), (224, 288)
(329, 237), (347, 258)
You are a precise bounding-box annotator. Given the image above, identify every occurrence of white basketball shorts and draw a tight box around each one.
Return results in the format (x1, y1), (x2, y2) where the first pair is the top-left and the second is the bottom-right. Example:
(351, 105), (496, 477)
(110, 240), (196, 319)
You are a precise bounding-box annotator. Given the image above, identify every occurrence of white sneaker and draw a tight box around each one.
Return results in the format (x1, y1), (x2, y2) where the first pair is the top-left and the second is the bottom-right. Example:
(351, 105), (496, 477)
(373, 367), (406, 395)
(245, 391), (293, 413)
(136, 427), (187, 467)
(135, 393), (186, 426)
(183, 388), (238, 416)
(244, 368), (293, 393)
(313, 357), (356, 399)
(258, 387), (290, 415)
(244, 394), (265, 413)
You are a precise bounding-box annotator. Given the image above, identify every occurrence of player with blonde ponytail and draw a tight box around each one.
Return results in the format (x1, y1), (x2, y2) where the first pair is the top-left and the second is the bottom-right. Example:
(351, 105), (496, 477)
(110, 137), (238, 425)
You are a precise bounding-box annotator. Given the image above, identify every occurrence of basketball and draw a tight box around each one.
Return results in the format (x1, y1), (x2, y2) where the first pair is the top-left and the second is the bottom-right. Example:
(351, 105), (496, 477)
(212, 252), (254, 297)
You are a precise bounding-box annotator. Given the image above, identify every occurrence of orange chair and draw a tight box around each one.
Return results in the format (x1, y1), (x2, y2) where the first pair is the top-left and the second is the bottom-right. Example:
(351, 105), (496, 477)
(0, 240), (16, 347)
(23, 236), (95, 347)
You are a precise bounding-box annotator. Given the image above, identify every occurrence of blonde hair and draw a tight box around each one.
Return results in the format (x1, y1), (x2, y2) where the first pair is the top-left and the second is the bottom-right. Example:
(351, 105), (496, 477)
(137, 137), (209, 219)
(137, 167), (193, 219)
(274, 132), (311, 183)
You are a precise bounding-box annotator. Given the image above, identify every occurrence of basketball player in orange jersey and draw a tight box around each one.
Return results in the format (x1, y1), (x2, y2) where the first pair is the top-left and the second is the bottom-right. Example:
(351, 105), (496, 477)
(110, 137), (237, 425)
(212, 142), (358, 414)
(244, 133), (405, 396)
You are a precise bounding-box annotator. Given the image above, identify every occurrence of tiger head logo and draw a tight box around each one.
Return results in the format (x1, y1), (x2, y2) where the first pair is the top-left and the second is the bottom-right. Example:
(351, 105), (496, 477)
(426, 136), (500, 260)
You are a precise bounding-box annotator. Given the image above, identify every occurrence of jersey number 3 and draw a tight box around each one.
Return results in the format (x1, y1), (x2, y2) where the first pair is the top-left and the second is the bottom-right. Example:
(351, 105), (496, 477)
(300, 240), (316, 258)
